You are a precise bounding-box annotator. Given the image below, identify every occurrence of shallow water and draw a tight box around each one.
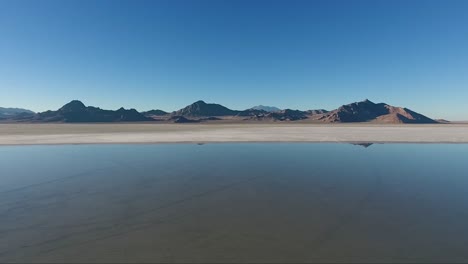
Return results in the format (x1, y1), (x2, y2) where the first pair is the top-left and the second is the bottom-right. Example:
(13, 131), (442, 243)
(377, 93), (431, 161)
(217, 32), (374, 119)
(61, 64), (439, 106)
(1, 143), (468, 263)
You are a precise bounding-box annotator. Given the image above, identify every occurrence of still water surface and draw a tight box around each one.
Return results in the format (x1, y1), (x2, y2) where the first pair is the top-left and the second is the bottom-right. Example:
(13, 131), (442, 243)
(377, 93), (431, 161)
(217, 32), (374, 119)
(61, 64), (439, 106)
(1, 143), (468, 263)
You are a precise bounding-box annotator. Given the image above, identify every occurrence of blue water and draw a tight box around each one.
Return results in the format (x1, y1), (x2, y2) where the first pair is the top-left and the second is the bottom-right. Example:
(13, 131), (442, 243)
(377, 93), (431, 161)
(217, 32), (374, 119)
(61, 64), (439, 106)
(1, 143), (468, 262)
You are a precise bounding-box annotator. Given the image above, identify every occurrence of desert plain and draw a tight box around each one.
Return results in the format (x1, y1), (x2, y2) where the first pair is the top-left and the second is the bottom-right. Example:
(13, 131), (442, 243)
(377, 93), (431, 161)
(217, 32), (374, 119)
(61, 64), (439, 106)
(1, 123), (468, 145)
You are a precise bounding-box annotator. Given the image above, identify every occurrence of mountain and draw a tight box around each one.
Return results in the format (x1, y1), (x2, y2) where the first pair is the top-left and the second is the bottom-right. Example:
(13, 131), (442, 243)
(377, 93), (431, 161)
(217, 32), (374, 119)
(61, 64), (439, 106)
(141, 109), (169, 116)
(1, 99), (440, 124)
(174, 100), (238, 116)
(250, 105), (281, 112)
(237, 109), (268, 117)
(31, 100), (151, 122)
(0, 107), (34, 118)
(268, 109), (308, 121)
(306, 109), (329, 115)
(243, 109), (308, 121)
(317, 99), (437, 123)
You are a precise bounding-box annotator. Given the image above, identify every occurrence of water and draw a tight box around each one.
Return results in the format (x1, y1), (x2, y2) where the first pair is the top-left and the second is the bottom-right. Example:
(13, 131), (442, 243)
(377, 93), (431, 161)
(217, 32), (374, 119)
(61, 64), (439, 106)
(1, 143), (468, 263)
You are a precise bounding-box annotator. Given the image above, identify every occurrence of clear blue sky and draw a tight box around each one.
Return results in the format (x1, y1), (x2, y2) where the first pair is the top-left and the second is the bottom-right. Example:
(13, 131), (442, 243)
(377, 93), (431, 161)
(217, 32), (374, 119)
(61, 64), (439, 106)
(1, 0), (467, 119)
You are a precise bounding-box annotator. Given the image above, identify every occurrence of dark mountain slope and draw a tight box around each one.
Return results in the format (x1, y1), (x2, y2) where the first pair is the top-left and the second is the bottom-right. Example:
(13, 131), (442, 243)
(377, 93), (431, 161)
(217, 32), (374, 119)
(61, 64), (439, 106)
(174, 100), (239, 116)
(142, 109), (169, 116)
(306, 109), (329, 115)
(318, 99), (437, 123)
(250, 105), (281, 112)
(33, 100), (151, 122)
(242, 109), (308, 121)
(0, 107), (35, 118)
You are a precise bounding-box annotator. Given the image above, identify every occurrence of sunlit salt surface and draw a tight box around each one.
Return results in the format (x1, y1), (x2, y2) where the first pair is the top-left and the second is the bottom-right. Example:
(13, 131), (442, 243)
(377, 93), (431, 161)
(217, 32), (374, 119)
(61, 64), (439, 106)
(1, 143), (468, 263)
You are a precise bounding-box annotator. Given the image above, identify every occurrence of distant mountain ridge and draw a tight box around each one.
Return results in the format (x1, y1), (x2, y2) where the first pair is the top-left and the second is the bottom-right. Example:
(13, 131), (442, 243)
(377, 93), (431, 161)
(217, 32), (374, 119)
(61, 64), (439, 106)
(0, 107), (34, 118)
(1, 99), (439, 123)
(250, 105), (281, 112)
(141, 109), (169, 116)
(13, 100), (151, 122)
(244, 109), (308, 121)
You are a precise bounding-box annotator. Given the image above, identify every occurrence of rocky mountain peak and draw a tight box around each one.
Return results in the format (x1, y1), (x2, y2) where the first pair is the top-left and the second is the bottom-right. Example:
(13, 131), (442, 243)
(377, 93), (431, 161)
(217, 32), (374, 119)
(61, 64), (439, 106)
(60, 100), (86, 112)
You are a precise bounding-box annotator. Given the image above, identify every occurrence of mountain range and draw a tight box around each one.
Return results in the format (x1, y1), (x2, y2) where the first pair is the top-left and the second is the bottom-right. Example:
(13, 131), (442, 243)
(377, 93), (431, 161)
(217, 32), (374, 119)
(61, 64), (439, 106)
(0, 99), (440, 124)
(250, 105), (282, 112)
(10, 100), (150, 122)
(0, 107), (35, 119)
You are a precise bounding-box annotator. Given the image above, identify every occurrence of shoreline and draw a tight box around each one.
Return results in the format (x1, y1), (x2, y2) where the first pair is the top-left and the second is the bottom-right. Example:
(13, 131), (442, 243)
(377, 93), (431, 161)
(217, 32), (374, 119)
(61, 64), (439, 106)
(1, 123), (468, 145)
(2, 141), (468, 147)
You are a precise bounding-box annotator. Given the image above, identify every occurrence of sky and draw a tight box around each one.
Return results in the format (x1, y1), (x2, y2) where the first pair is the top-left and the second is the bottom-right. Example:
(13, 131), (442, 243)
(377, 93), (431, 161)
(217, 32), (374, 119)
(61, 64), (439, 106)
(0, 0), (467, 120)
